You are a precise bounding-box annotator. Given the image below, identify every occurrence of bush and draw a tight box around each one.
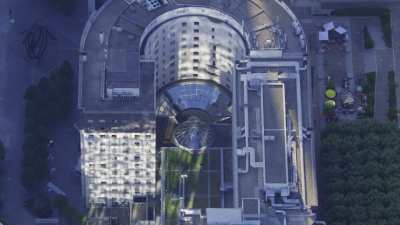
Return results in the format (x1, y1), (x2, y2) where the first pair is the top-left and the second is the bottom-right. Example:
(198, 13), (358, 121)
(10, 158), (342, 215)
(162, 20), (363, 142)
(24, 194), (53, 217)
(0, 139), (4, 161)
(53, 195), (83, 225)
(332, 8), (392, 47)
(363, 26), (374, 49)
(388, 71), (397, 121)
(51, 0), (77, 15)
(361, 72), (376, 117)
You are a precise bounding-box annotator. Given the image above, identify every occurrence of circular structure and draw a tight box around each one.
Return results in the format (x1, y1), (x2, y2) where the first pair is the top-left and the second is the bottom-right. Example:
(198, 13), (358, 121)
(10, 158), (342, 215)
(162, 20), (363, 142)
(140, 7), (249, 90)
(325, 89), (336, 99)
(140, 7), (249, 150)
(173, 116), (214, 150)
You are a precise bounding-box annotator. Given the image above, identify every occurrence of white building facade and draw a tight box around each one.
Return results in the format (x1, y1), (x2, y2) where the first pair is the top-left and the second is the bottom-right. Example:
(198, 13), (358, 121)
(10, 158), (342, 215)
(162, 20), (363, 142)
(140, 7), (249, 91)
(81, 130), (156, 206)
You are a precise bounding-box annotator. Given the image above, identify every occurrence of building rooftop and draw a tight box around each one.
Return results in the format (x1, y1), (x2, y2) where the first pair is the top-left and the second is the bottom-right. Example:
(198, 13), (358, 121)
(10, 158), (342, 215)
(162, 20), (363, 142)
(78, 0), (304, 116)
(233, 50), (313, 224)
(79, 59), (155, 114)
(78, 0), (172, 115)
(261, 84), (287, 184)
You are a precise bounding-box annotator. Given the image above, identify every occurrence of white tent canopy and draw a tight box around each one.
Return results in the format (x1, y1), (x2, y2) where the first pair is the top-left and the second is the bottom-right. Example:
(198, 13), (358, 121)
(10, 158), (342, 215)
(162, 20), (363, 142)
(319, 31), (329, 41)
(335, 26), (347, 34)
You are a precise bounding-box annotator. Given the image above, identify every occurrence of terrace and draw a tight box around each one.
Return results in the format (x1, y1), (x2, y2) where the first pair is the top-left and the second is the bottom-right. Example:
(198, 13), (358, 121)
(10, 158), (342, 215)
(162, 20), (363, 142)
(161, 147), (233, 225)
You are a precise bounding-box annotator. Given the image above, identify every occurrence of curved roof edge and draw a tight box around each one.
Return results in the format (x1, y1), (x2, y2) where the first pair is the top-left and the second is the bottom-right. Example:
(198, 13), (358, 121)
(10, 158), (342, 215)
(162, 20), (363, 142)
(139, 6), (251, 55)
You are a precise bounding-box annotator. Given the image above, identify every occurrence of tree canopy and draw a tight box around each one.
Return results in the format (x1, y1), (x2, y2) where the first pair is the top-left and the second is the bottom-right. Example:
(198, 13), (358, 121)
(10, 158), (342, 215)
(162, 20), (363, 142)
(319, 120), (400, 225)
(0, 139), (4, 161)
(21, 60), (73, 194)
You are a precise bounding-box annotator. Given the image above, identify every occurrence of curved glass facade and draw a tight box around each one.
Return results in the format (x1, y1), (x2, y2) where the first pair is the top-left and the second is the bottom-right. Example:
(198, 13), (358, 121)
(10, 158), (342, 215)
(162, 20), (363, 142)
(160, 81), (231, 121)
(140, 7), (248, 150)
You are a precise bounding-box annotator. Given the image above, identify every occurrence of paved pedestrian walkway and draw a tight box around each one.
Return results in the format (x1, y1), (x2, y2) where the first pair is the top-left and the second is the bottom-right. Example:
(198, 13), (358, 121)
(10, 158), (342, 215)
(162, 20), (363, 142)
(374, 49), (393, 122)
(0, 2), (34, 224)
(391, 5), (400, 124)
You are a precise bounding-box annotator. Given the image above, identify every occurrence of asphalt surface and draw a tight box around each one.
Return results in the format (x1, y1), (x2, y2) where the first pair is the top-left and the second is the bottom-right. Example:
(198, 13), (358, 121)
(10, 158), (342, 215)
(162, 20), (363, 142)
(0, 0), (87, 224)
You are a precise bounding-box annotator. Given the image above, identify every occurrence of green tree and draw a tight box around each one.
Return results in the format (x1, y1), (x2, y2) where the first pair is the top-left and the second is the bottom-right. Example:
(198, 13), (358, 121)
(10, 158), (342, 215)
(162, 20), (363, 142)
(319, 121), (400, 224)
(24, 194), (53, 217)
(51, 0), (77, 15)
(363, 26), (375, 49)
(0, 139), (4, 161)
(21, 60), (74, 192)
(53, 195), (83, 225)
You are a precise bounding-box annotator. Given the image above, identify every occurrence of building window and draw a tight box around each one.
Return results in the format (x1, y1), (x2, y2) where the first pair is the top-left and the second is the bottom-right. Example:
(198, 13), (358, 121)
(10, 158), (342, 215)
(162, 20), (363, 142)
(194, 29), (199, 33)
(193, 51), (199, 56)
(194, 21), (199, 25)
(193, 44), (199, 48)
(182, 22), (187, 26)
(211, 27), (215, 32)
(193, 37), (199, 41)
(193, 59), (200, 63)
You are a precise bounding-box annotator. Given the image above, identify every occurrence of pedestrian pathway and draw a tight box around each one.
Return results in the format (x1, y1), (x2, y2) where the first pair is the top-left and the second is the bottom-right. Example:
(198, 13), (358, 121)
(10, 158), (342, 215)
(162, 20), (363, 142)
(374, 49), (393, 122)
(391, 5), (400, 125)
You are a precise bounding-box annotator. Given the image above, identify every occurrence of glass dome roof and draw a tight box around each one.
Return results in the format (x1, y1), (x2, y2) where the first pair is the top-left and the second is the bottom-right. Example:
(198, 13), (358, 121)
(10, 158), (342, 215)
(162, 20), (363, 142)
(157, 80), (231, 150)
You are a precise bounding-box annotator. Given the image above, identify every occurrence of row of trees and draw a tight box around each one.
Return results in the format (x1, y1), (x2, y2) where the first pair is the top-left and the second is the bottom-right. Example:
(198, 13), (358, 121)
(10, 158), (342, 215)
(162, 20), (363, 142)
(361, 72), (376, 118)
(21, 61), (74, 217)
(388, 71), (397, 121)
(0, 140), (5, 212)
(22, 60), (73, 190)
(49, 0), (77, 15)
(319, 120), (400, 225)
(363, 27), (374, 49)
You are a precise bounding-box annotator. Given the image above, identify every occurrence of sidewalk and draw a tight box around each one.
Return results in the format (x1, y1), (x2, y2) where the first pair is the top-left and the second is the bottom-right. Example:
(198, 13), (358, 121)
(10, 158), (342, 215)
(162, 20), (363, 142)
(374, 49), (393, 122)
(0, 2), (34, 224)
(391, 5), (400, 124)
